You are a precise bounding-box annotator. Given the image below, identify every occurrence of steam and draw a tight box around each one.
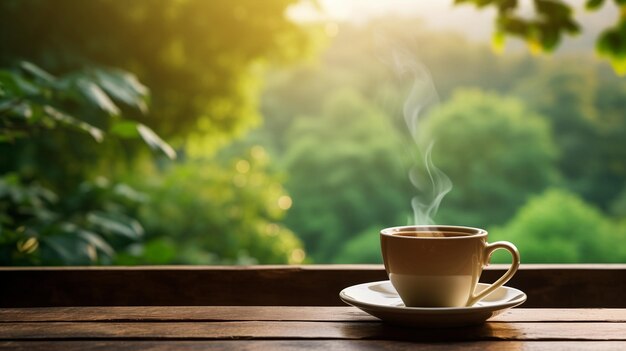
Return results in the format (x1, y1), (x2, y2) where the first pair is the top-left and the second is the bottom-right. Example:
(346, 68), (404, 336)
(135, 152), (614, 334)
(409, 141), (452, 225)
(391, 50), (452, 226)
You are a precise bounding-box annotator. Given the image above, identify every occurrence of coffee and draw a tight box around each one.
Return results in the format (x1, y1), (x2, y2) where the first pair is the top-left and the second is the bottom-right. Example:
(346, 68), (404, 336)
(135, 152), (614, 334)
(392, 231), (470, 238)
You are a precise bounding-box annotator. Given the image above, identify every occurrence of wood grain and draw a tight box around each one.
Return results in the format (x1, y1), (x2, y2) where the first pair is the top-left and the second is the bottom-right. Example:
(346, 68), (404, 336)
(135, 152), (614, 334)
(0, 265), (383, 308)
(2, 340), (626, 351)
(1, 265), (626, 307)
(0, 307), (373, 323)
(1, 307), (625, 350)
(1, 321), (625, 341)
(1, 307), (626, 323)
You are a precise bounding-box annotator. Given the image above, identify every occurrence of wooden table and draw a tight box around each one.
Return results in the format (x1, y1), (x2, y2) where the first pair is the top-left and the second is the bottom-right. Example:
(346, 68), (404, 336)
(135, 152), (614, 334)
(1, 306), (625, 350)
(1, 266), (625, 349)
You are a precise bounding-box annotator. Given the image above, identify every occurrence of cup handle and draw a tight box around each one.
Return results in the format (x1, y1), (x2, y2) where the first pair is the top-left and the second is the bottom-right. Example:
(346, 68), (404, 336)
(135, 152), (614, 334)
(466, 241), (520, 306)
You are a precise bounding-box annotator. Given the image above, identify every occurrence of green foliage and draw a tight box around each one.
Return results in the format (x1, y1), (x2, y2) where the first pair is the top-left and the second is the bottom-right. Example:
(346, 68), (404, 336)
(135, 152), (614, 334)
(455, 0), (626, 75)
(2, 2), (624, 266)
(421, 89), (558, 227)
(597, 16), (626, 75)
(0, 174), (144, 265)
(456, 0), (579, 53)
(0, 61), (148, 143)
(118, 147), (305, 265)
(260, 18), (539, 153)
(0, 61), (174, 155)
(333, 226), (383, 264)
(0, 0), (316, 150)
(258, 20), (626, 263)
(0, 1), (316, 266)
(0, 62), (170, 265)
(491, 188), (626, 263)
(283, 90), (410, 262)
(514, 64), (626, 210)
(0, 62), (173, 189)
(610, 186), (626, 217)
(586, 0), (606, 10)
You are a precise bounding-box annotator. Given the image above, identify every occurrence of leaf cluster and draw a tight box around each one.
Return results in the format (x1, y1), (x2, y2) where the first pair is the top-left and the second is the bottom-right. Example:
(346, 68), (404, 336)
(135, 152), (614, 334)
(0, 174), (145, 265)
(118, 147), (305, 265)
(0, 0), (316, 148)
(0, 61), (175, 265)
(455, 0), (626, 74)
(0, 61), (174, 158)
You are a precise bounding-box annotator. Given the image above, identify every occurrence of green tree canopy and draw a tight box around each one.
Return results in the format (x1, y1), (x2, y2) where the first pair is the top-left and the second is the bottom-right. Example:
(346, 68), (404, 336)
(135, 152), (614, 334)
(0, 1), (316, 265)
(491, 188), (626, 263)
(333, 225), (383, 264)
(119, 146), (305, 265)
(283, 89), (410, 262)
(259, 17), (626, 263)
(421, 89), (559, 227)
(514, 64), (626, 210)
(0, 0), (314, 150)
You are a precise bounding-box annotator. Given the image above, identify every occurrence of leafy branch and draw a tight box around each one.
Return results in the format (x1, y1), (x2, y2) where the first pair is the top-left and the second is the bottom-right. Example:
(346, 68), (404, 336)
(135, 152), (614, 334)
(0, 61), (176, 157)
(0, 61), (174, 265)
(455, 0), (626, 75)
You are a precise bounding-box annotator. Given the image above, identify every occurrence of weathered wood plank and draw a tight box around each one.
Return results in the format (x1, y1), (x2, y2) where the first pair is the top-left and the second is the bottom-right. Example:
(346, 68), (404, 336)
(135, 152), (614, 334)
(0, 307), (372, 323)
(0, 321), (625, 341)
(2, 340), (626, 351)
(1, 265), (625, 307)
(0, 265), (383, 308)
(1, 307), (626, 323)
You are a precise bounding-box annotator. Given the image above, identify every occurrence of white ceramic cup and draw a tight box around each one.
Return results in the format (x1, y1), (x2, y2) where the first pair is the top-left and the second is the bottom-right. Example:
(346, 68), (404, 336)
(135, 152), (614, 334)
(380, 225), (520, 307)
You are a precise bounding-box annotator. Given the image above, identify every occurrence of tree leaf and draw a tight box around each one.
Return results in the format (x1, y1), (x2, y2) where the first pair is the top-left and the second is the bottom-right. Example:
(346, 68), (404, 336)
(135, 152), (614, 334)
(43, 105), (104, 142)
(497, 0), (517, 12)
(78, 230), (115, 257)
(0, 70), (39, 96)
(564, 19), (581, 33)
(539, 26), (561, 52)
(110, 120), (140, 138)
(492, 30), (506, 53)
(17, 237), (39, 254)
(137, 123), (177, 159)
(586, 0), (605, 10)
(87, 212), (143, 239)
(77, 78), (120, 116)
(8, 102), (33, 119)
(535, 0), (571, 17)
(39, 236), (76, 264)
(20, 61), (55, 83)
(113, 183), (148, 203)
(454, 0), (497, 7)
(93, 69), (148, 114)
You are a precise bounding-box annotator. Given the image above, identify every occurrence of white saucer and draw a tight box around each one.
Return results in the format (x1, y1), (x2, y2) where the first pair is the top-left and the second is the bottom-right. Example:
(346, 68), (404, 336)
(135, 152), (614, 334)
(339, 281), (526, 327)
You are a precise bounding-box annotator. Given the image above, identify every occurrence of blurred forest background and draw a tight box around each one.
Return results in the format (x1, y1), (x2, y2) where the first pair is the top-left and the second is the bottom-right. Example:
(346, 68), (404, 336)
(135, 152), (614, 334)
(1, 0), (625, 265)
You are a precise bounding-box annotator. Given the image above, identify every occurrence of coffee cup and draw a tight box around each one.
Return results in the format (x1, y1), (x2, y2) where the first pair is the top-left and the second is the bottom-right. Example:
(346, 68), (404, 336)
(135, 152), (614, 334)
(380, 225), (520, 307)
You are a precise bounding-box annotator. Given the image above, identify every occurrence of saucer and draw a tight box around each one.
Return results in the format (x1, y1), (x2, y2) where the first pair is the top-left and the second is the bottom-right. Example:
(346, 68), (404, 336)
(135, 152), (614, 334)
(339, 281), (526, 327)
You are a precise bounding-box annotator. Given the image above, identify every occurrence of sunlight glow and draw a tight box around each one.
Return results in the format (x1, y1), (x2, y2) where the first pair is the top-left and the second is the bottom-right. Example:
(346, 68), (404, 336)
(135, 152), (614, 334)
(236, 160), (250, 174)
(278, 196), (293, 210)
(289, 248), (306, 264)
